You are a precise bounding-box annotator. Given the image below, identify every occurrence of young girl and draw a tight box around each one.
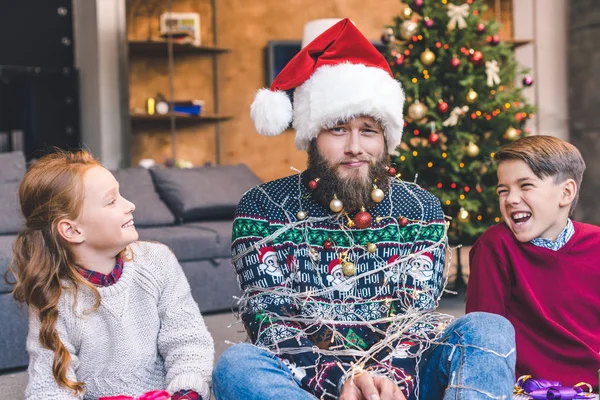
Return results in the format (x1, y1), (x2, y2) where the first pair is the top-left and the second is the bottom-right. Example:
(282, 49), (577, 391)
(8, 150), (214, 399)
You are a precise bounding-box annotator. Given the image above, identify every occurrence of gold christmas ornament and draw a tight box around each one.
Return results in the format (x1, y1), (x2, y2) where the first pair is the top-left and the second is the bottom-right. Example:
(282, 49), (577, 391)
(330, 195), (344, 213)
(399, 20), (418, 40)
(457, 207), (470, 222)
(342, 261), (356, 277)
(296, 210), (307, 220)
(401, 6), (413, 20)
(466, 142), (480, 157)
(505, 126), (519, 141)
(367, 243), (377, 253)
(420, 49), (436, 66)
(371, 186), (385, 203)
(408, 100), (428, 120)
(465, 89), (479, 104)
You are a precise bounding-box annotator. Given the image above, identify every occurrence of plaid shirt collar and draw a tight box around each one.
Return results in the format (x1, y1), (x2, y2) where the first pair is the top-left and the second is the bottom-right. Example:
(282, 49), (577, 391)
(530, 219), (574, 251)
(77, 256), (123, 287)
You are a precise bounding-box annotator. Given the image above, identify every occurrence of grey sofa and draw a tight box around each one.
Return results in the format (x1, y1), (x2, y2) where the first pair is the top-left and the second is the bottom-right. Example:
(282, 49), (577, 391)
(0, 151), (260, 371)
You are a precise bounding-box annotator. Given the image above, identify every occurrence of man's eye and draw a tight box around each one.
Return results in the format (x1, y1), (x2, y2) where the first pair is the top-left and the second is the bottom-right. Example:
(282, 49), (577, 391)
(331, 127), (345, 133)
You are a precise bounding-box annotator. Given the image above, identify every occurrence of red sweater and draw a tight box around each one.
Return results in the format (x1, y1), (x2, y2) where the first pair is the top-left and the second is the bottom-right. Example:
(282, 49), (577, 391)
(466, 222), (600, 390)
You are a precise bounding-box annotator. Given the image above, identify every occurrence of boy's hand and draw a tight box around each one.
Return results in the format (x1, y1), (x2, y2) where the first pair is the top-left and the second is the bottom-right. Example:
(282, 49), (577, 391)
(339, 372), (407, 400)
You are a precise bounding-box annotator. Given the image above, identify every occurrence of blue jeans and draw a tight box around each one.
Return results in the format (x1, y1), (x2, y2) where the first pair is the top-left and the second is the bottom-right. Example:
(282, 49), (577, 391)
(212, 312), (516, 400)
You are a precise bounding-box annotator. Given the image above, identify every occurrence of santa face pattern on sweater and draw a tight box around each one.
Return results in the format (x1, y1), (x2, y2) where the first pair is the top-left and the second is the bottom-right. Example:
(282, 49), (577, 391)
(231, 171), (449, 399)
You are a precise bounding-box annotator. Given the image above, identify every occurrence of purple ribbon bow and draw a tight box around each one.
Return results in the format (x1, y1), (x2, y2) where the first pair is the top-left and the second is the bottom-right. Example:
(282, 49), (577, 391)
(517, 377), (592, 400)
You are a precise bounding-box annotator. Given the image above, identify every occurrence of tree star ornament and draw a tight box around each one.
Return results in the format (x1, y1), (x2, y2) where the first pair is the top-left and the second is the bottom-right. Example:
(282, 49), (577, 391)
(442, 106), (469, 127)
(485, 60), (501, 87)
(447, 3), (469, 31)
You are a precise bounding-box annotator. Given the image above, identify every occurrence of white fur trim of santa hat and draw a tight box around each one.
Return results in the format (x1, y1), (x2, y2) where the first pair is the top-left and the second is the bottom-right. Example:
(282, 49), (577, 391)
(292, 62), (405, 155)
(250, 88), (293, 137)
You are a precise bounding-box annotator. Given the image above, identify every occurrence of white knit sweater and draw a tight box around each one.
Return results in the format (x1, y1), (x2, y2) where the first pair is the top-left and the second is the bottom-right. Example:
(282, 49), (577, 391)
(25, 241), (214, 400)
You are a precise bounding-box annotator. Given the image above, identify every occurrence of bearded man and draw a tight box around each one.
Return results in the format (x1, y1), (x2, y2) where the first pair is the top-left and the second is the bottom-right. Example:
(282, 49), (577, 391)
(212, 19), (516, 400)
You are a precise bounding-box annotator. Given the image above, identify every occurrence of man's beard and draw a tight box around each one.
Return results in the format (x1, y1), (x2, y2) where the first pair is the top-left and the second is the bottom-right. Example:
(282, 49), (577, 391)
(307, 141), (390, 213)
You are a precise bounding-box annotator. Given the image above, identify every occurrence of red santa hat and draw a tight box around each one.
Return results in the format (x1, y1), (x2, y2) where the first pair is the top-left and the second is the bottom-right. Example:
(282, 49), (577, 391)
(250, 18), (405, 154)
(258, 246), (277, 263)
(328, 258), (343, 274)
(418, 252), (434, 265)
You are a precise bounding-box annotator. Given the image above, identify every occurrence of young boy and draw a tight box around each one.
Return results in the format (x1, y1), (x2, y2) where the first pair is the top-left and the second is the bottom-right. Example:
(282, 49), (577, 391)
(466, 135), (600, 390)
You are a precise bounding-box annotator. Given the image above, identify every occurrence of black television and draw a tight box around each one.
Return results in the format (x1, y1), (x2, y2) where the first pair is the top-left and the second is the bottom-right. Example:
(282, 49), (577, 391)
(265, 40), (388, 86)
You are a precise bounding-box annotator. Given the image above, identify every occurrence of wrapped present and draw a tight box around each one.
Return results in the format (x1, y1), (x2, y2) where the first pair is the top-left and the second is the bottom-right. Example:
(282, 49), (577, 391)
(514, 375), (594, 400)
(100, 390), (171, 400)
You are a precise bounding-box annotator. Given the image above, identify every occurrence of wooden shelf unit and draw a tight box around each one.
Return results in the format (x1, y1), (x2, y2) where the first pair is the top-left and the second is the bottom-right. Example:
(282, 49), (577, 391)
(128, 40), (230, 55)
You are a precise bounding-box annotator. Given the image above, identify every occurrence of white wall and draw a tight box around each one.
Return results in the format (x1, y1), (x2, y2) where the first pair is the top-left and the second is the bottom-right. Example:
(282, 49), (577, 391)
(72, 0), (129, 169)
(513, 0), (569, 141)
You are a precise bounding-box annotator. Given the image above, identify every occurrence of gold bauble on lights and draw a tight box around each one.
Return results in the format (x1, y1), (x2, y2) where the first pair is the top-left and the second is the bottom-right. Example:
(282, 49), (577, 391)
(505, 126), (520, 141)
(420, 49), (436, 66)
(465, 89), (479, 104)
(466, 142), (480, 157)
(407, 100), (428, 120)
(457, 207), (470, 222)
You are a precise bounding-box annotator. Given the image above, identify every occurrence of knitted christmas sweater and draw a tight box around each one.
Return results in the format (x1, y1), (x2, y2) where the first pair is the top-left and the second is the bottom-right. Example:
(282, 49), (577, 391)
(25, 241), (214, 400)
(232, 172), (448, 399)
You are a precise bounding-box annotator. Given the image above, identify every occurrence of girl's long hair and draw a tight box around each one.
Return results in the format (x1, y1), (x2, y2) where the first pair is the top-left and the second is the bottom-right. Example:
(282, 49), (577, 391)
(6, 150), (101, 394)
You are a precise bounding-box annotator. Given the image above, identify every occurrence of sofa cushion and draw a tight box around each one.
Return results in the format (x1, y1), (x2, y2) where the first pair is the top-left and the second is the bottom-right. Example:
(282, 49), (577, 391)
(0, 152), (26, 235)
(186, 221), (233, 258)
(0, 151), (25, 183)
(0, 235), (16, 293)
(150, 165), (261, 223)
(0, 293), (29, 370)
(112, 168), (175, 227)
(0, 181), (24, 235)
(136, 226), (225, 261)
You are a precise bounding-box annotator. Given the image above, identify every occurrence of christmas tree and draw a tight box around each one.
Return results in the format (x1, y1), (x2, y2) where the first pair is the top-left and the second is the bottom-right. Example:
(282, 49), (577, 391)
(383, 0), (535, 244)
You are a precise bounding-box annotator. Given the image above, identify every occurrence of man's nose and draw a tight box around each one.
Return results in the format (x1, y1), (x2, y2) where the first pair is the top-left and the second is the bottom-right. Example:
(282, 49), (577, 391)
(344, 130), (363, 155)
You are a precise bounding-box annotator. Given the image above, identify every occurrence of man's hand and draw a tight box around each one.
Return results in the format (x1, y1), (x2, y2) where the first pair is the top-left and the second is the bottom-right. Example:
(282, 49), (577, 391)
(339, 372), (407, 400)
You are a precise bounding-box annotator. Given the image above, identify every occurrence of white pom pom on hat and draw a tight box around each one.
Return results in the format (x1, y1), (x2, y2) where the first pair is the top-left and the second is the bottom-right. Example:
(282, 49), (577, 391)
(250, 89), (293, 136)
(249, 18), (405, 153)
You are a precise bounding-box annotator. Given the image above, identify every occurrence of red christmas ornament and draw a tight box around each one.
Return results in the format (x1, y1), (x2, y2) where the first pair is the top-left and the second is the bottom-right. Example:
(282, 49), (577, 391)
(464, 186), (471, 193)
(323, 239), (333, 249)
(387, 167), (397, 176)
(354, 208), (373, 229)
(428, 132), (440, 145)
(395, 54), (405, 66)
(450, 57), (461, 69)
(437, 101), (449, 113)
(487, 34), (500, 46)
(399, 216), (409, 227)
(308, 179), (318, 190)
(476, 23), (486, 33)
(424, 18), (434, 28)
(470, 51), (484, 65)
(413, 0), (424, 8)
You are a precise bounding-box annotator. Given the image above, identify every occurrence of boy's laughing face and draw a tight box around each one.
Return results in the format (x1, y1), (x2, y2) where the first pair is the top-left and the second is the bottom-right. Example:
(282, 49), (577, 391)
(496, 159), (575, 243)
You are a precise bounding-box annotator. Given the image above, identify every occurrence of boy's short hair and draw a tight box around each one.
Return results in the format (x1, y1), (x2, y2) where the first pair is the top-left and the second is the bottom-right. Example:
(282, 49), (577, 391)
(494, 135), (586, 214)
